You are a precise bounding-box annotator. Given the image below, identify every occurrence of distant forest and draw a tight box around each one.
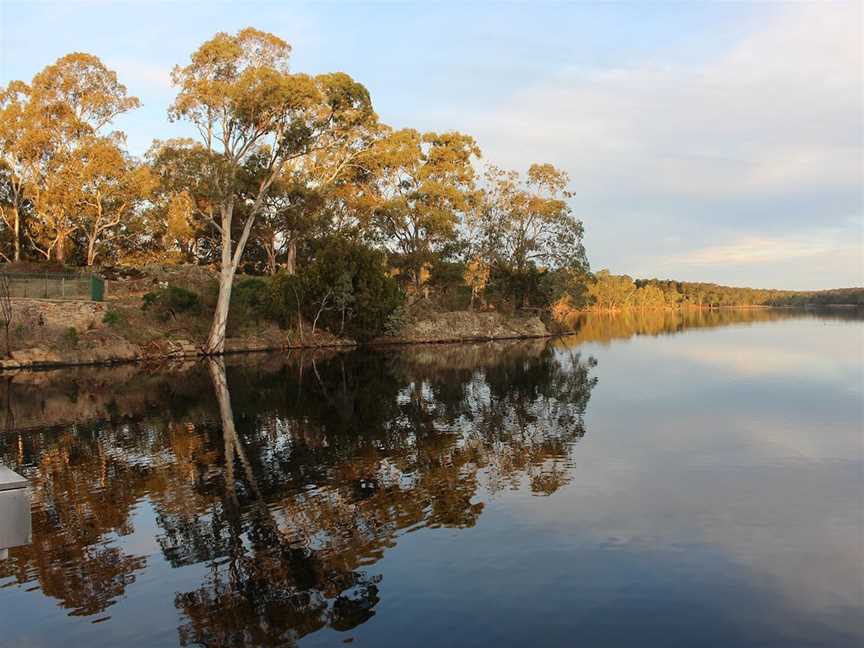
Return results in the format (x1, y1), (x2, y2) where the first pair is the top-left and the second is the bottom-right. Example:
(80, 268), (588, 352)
(582, 271), (864, 311)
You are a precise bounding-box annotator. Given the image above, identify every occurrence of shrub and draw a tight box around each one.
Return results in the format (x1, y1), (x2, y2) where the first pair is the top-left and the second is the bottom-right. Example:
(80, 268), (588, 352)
(59, 326), (79, 350)
(384, 303), (410, 336)
(428, 260), (472, 310)
(270, 238), (404, 340)
(142, 285), (200, 321)
(102, 309), (124, 327)
(229, 278), (273, 331)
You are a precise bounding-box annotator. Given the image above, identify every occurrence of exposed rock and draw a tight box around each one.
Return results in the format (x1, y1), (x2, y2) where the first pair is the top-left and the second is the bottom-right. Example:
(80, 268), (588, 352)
(0, 295), (549, 371)
(10, 338), (140, 368)
(13, 298), (107, 333)
(397, 311), (549, 343)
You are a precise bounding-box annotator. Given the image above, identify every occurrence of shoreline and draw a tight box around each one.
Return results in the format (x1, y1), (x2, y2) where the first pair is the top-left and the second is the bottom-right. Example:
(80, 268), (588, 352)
(0, 331), (560, 373)
(1, 303), (857, 373)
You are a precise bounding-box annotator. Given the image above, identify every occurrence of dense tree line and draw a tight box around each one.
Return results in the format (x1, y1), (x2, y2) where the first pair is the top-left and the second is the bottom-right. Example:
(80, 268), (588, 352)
(571, 271), (863, 313)
(1, 29), (857, 349)
(0, 29), (589, 351)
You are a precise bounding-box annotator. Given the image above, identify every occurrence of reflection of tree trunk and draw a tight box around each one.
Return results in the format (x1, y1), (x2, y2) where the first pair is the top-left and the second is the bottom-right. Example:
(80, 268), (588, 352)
(208, 358), (239, 510)
(207, 358), (296, 540)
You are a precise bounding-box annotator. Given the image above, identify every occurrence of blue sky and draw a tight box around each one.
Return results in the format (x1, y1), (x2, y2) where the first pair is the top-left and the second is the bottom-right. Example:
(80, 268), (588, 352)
(1, 0), (861, 289)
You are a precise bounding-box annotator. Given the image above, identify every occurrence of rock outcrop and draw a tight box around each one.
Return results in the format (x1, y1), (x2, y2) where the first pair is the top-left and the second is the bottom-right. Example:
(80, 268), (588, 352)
(397, 311), (549, 343)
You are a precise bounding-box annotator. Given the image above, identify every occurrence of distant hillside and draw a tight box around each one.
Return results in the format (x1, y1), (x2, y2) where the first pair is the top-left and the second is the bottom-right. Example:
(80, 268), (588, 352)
(585, 271), (864, 309)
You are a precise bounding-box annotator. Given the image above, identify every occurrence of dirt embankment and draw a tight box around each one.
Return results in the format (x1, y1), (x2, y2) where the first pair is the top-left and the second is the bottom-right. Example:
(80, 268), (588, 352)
(0, 294), (552, 371)
(390, 310), (548, 344)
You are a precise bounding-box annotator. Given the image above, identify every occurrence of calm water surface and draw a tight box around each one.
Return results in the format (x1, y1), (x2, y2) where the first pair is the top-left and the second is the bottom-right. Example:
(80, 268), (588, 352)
(1, 309), (862, 647)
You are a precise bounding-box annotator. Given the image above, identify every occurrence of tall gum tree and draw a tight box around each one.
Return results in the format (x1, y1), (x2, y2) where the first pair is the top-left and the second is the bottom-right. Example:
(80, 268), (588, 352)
(144, 138), (221, 264)
(169, 28), (377, 354)
(73, 135), (155, 266)
(0, 81), (34, 262)
(251, 117), (384, 275)
(6, 53), (140, 263)
(369, 129), (480, 290)
(470, 163), (589, 305)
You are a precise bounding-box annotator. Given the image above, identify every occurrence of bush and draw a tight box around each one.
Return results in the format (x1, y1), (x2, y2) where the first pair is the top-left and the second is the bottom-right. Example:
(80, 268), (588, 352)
(230, 278), (272, 327)
(142, 285), (201, 321)
(102, 309), (124, 327)
(59, 326), (79, 350)
(270, 238), (404, 340)
(384, 303), (410, 336)
(428, 260), (473, 310)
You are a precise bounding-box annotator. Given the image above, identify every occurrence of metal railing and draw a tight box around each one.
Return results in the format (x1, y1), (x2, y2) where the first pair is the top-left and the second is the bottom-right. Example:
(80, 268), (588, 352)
(0, 272), (105, 301)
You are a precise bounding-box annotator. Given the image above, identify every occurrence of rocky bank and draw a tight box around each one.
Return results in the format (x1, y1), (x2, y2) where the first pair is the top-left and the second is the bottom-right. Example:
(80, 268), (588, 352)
(0, 298), (551, 371)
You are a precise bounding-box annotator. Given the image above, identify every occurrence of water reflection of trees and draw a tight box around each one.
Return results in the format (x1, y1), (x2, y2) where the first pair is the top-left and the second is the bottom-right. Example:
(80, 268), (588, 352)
(0, 341), (596, 644)
(555, 307), (862, 347)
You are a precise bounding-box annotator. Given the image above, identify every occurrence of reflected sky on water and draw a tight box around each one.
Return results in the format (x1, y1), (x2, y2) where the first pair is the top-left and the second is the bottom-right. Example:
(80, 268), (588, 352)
(1, 308), (861, 647)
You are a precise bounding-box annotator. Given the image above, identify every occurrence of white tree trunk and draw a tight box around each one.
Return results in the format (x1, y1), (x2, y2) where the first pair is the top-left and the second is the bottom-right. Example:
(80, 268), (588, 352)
(205, 202), (237, 355)
(205, 199), (258, 355)
(206, 264), (237, 354)
(86, 235), (97, 267)
(12, 208), (20, 263)
(285, 237), (297, 275)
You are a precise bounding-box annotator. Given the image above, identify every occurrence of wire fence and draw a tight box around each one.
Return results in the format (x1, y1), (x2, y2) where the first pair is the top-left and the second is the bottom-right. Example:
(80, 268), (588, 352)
(0, 272), (105, 301)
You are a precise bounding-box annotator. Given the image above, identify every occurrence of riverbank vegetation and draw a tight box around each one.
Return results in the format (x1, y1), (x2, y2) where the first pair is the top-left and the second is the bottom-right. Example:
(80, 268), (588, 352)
(1, 29), (859, 354)
(0, 29), (591, 350)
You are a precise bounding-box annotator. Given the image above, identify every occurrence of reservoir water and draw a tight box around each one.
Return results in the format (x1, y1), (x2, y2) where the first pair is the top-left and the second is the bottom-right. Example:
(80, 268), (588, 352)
(1, 308), (862, 647)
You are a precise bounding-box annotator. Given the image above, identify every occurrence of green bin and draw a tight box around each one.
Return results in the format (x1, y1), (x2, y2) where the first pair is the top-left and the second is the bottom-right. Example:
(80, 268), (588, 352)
(90, 275), (105, 301)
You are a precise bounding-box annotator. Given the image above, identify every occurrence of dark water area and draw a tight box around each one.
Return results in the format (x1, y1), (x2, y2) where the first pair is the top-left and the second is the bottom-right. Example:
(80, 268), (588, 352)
(0, 308), (862, 647)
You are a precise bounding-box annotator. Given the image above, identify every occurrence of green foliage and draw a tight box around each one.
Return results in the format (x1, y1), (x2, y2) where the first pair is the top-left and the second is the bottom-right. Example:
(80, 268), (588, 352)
(485, 264), (548, 310)
(102, 309), (124, 327)
(427, 260), (472, 310)
(230, 278), (271, 324)
(539, 268), (591, 309)
(384, 303), (410, 336)
(142, 284), (201, 321)
(269, 238), (404, 340)
(268, 272), (305, 329)
(59, 326), (79, 350)
(428, 260), (466, 290)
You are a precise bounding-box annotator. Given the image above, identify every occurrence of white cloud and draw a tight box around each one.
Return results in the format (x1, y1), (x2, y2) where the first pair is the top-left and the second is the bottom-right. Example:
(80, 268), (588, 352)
(108, 60), (173, 93)
(458, 3), (861, 197)
(669, 235), (843, 266)
(427, 3), (863, 286)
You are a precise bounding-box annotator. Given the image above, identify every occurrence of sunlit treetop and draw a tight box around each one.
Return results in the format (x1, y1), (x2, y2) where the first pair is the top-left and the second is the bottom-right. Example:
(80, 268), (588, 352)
(169, 27), (376, 165)
(30, 53), (140, 137)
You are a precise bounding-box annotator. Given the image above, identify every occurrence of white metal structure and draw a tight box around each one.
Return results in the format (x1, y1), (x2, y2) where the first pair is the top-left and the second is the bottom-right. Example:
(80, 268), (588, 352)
(0, 465), (31, 558)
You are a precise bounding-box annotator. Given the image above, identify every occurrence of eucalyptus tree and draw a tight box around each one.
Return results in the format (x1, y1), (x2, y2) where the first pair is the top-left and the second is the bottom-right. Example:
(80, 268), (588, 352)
(169, 28), (377, 354)
(0, 53), (139, 263)
(72, 135), (155, 266)
(0, 81), (33, 261)
(369, 128), (480, 290)
(144, 138), (222, 263)
(471, 163), (588, 305)
(249, 114), (384, 276)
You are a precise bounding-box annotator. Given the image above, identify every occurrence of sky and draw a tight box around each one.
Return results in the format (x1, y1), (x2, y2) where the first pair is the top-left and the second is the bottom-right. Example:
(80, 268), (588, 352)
(1, 0), (861, 289)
